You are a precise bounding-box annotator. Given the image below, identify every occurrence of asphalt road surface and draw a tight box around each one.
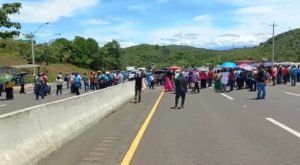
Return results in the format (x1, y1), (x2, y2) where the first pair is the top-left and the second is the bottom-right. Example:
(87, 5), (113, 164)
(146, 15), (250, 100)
(38, 84), (300, 165)
(0, 83), (95, 115)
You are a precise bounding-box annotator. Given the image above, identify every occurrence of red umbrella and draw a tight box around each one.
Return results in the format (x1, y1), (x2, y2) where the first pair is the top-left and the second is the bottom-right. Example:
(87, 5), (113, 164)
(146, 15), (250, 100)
(169, 66), (182, 71)
(238, 63), (249, 68)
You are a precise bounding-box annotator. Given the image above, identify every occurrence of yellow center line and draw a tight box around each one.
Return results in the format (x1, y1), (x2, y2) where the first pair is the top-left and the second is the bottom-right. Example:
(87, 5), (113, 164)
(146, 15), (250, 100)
(121, 90), (164, 165)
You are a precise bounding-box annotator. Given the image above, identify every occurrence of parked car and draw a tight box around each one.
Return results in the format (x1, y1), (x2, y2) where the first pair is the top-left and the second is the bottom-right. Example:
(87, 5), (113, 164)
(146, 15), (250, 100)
(128, 70), (137, 81)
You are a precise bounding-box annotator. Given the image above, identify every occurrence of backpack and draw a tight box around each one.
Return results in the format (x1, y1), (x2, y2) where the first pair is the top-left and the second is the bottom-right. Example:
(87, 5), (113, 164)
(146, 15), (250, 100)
(74, 76), (81, 87)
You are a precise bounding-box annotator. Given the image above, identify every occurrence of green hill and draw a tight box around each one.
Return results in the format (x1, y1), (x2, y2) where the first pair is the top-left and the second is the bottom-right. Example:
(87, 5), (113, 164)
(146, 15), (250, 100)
(1, 28), (300, 75)
(121, 28), (300, 67)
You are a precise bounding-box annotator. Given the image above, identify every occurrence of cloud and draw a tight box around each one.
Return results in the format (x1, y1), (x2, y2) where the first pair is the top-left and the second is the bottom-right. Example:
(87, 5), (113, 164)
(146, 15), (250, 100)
(193, 14), (213, 21)
(89, 19), (110, 25)
(11, 0), (97, 23)
(235, 6), (273, 14)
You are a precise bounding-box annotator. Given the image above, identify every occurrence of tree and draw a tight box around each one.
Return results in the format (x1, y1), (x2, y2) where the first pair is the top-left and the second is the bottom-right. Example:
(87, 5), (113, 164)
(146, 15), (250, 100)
(71, 36), (87, 67)
(0, 3), (22, 39)
(103, 40), (121, 69)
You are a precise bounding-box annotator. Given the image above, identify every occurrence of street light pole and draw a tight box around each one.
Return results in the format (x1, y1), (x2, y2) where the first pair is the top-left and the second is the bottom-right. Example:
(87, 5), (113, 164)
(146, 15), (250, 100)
(30, 22), (49, 75)
(30, 35), (36, 75)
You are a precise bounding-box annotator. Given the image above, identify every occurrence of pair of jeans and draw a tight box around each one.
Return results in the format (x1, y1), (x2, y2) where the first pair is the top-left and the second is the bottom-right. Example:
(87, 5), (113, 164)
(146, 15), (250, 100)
(257, 82), (266, 99)
(56, 85), (62, 95)
(175, 92), (186, 107)
(20, 84), (25, 94)
(135, 87), (142, 102)
(84, 82), (89, 91)
(291, 76), (297, 86)
(74, 86), (80, 95)
(36, 85), (44, 99)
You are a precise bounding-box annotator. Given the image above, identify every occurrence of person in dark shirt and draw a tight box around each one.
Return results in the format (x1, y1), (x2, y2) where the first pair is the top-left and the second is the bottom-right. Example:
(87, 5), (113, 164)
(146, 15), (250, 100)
(173, 72), (188, 109)
(256, 66), (267, 99)
(134, 70), (144, 103)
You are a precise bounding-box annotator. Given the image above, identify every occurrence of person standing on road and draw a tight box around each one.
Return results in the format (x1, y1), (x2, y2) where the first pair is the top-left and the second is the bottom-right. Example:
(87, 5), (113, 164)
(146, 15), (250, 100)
(297, 65), (300, 82)
(4, 79), (14, 100)
(228, 69), (236, 91)
(207, 69), (214, 88)
(271, 66), (278, 86)
(64, 73), (70, 89)
(35, 74), (44, 100)
(173, 71), (187, 109)
(283, 66), (289, 85)
(290, 65), (297, 86)
(134, 69), (144, 103)
(0, 82), (3, 97)
(220, 69), (229, 93)
(19, 75), (25, 94)
(74, 73), (81, 95)
(214, 70), (221, 92)
(82, 73), (89, 91)
(256, 66), (267, 100)
(56, 76), (63, 95)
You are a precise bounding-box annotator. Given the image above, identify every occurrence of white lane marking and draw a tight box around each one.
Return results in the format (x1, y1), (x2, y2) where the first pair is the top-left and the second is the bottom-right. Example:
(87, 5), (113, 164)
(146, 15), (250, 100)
(284, 92), (300, 97)
(266, 118), (300, 138)
(0, 104), (7, 107)
(221, 93), (234, 100)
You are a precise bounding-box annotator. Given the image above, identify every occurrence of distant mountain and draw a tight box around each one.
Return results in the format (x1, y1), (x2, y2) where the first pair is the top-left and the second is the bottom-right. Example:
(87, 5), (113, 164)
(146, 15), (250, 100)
(121, 28), (300, 67)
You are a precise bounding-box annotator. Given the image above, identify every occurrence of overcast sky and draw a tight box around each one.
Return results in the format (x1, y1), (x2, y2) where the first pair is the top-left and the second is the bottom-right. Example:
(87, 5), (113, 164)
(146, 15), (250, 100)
(1, 0), (300, 49)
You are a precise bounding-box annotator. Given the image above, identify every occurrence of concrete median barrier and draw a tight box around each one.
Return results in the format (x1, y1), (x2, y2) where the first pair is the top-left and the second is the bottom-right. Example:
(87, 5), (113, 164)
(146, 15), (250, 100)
(0, 82), (135, 165)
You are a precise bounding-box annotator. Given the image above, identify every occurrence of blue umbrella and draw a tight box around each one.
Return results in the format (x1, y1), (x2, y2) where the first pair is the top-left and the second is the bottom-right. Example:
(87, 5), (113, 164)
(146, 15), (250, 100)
(221, 62), (237, 68)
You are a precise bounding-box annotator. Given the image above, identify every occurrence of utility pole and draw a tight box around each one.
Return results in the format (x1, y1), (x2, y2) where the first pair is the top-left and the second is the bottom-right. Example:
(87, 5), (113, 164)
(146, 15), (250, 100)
(270, 22), (278, 64)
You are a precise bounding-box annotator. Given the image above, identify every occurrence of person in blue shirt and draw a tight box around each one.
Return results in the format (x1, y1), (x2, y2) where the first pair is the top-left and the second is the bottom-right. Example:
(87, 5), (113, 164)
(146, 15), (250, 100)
(290, 65), (298, 86)
(74, 73), (81, 95)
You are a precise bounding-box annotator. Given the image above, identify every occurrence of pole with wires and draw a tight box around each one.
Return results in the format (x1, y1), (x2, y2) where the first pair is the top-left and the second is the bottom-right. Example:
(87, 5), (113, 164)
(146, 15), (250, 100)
(270, 22), (278, 64)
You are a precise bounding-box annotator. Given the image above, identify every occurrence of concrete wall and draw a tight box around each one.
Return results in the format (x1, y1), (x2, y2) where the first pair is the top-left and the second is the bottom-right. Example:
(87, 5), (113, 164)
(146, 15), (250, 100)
(0, 81), (135, 165)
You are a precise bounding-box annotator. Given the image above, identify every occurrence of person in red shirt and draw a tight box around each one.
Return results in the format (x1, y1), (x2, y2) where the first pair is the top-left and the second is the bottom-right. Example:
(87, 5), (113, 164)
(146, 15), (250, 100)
(282, 67), (289, 85)
(207, 69), (214, 87)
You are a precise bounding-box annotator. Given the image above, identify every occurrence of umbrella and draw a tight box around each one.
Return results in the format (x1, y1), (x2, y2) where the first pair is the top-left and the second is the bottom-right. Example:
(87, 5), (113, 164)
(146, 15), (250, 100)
(221, 62), (237, 68)
(242, 65), (254, 71)
(0, 73), (13, 83)
(238, 63), (249, 68)
(169, 66), (182, 71)
(154, 70), (164, 74)
(16, 72), (30, 76)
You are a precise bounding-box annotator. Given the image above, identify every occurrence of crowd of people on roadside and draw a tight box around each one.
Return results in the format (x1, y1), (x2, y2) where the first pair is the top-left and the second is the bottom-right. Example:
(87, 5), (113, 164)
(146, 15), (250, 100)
(153, 64), (300, 100)
(0, 70), (124, 101)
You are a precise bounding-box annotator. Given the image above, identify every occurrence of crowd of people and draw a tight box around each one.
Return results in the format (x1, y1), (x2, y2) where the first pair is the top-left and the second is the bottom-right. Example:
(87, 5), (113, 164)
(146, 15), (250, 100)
(1, 64), (300, 103)
(0, 70), (125, 100)
(153, 64), (300, 100)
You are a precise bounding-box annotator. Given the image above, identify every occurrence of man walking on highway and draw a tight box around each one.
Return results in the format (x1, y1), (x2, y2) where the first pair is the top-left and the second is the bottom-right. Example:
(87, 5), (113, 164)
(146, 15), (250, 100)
(134, 69), (144, 103)
(173, 71), (187, 109)
(256, 66), (267, 100)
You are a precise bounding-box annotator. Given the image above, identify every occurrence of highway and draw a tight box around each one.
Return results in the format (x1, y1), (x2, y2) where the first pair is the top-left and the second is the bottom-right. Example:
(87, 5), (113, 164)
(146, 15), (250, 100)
(37, 84), (300, 165)
(0, 83), (93, 115)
